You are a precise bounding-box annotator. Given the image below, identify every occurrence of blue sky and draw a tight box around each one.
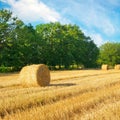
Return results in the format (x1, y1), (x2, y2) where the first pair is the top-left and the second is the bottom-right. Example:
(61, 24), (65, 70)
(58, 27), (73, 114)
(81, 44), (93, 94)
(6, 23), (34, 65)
(0, 0), (120, 46)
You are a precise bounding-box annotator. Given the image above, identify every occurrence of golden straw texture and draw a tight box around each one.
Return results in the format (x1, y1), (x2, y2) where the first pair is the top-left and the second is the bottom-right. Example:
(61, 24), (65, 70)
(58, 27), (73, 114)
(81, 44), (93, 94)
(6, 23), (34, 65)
(19, 64), (50, 87)
(114, 64), (120, 70)
(101, 64), (108, 70)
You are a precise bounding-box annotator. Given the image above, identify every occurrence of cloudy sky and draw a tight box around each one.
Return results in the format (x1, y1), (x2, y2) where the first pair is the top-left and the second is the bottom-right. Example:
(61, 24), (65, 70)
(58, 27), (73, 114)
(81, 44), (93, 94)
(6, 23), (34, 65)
(0, 0), (120, 46)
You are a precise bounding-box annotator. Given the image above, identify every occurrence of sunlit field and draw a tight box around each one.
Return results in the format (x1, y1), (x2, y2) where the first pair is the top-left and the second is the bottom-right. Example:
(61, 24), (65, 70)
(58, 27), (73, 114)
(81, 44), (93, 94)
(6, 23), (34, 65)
(0, 69), (120, 120)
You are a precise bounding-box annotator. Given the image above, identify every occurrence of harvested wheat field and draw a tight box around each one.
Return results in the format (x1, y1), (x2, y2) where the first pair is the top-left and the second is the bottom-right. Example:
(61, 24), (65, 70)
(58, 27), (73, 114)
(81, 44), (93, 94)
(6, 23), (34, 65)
(0, 69), (120, 120)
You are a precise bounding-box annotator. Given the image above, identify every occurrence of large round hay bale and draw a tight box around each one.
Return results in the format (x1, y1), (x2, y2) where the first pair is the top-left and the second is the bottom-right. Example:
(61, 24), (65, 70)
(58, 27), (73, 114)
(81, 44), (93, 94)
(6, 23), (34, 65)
(114, 64), (120, 70)
(19, 64), (50, 87)
(101, 64), (108, 70)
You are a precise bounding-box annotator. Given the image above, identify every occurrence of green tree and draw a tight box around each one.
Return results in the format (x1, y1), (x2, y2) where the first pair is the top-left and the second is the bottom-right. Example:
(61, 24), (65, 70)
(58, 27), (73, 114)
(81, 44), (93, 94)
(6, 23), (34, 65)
(0, 9), (99, 71)
(0, 9), (21, 68)
(98, 42), (120, 66)
(36, 22), (78, 68)
(0, 9), (17, 50)
(36, 22), (99, 69)
(0, 9), (39, 69)
(82, 38), (99, 68)
(15, 24), (39, 66)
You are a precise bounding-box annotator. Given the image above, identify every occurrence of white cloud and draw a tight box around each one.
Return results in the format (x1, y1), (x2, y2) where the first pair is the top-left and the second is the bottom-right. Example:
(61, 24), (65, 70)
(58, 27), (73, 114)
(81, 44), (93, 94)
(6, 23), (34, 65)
(107, 0), (120, 6)
(6, 0), (62, 23)
(61, 0), (116, 36)
(82, 29), (106, 47)
(0, 0), (6, 2)
(90, 34), (106, 47)
(2, 0), (118, 45)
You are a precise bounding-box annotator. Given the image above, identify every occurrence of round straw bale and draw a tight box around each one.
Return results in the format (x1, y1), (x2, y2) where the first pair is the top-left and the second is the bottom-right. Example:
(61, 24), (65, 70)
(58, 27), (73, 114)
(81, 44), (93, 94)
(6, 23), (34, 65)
(114, 64), (120, 70)
(101, 64), (108, 70)
(19, 64), (50, 87)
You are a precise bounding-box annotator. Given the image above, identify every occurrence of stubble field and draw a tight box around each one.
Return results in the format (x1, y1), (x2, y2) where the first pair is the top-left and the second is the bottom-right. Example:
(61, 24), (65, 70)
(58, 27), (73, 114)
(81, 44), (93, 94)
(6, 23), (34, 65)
(0, 69), (120, 120)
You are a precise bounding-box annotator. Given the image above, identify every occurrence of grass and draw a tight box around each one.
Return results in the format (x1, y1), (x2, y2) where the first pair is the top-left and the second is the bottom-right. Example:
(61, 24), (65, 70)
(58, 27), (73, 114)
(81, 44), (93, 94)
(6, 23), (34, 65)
(0, 69), (120, 120)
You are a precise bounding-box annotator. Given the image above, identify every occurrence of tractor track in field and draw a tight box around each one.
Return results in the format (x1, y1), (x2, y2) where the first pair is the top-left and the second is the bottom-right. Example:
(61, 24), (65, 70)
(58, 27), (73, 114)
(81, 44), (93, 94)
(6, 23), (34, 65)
(51, 70), (120, 82)
(1, 75), (120, 119)
(2, 79), (120, 120)
(0, 70), (119, 89)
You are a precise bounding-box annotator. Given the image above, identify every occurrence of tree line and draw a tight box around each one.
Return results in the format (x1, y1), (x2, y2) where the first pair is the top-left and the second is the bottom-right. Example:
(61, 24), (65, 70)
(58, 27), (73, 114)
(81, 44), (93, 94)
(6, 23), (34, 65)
(0, 9), (120, 72)
(98, 42), (120, 66)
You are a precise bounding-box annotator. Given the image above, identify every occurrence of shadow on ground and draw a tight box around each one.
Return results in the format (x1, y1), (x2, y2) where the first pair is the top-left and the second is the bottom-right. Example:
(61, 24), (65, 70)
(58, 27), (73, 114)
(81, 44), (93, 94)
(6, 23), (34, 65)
(49, 83), (76, 87)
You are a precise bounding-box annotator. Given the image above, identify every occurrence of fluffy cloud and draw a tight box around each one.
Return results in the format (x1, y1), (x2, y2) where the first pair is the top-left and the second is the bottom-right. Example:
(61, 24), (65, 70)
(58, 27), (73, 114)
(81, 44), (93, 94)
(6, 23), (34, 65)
(56, 0), (116, 36)
(1, 0), (119, 45)
(5, 0), (61, 23)
(82, 28), (106, 47)
(0, 0), (6, 2)
(90, 34), (106, 47)
(107, 0), (120, 6)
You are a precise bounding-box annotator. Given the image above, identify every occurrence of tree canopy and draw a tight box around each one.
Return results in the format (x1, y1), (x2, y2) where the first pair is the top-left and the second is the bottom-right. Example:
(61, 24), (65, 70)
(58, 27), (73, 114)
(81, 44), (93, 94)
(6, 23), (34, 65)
(98, 42), (120, 66)
(0, 9), (100, 72)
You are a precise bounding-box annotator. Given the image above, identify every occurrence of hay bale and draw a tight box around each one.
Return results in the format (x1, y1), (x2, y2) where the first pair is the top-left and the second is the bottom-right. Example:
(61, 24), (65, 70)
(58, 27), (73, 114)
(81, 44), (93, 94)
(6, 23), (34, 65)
(19, 64), (50, 87)
(101, 64), (108, 70)
(114, 64), (120, 70)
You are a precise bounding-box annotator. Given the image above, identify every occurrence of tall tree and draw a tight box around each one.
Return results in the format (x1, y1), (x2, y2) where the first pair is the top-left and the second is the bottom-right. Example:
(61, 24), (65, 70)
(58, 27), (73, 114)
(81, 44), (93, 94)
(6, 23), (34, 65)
(82, 38), (99, 68)
(0, 9), (21, 67)
(0, 9), (99, 71)
(0, 9), (39, 68)
(36, 22), (99, 69)
(98, 42), (120, 66)
(0, 9), (18, 50)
